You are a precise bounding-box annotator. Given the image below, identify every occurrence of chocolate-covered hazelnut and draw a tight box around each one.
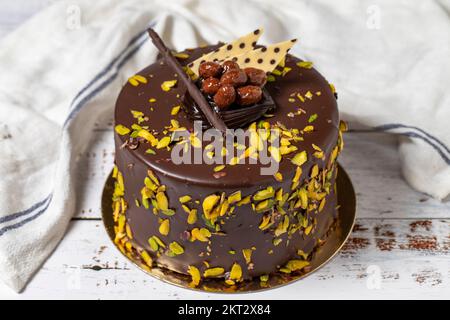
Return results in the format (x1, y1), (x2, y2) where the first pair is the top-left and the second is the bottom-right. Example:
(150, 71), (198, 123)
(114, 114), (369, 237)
(244, 67), (267, 87)
(214, 85), (236, 109)
(220, 69), (248, 87)
(199, 61), (222, 78)
(222, 60), (240, 73)
(201, 77), (221, 95)
(236, 85), (262, 106)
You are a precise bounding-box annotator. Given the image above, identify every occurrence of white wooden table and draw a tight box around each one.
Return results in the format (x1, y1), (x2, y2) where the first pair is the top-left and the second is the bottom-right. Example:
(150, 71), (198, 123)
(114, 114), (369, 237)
(0, 1), (449, 299)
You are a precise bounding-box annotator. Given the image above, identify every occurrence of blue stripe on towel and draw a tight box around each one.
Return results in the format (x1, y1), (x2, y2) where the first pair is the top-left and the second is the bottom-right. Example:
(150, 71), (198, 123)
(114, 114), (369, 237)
(63, 36), (148, 126)
(375, 124), (450, 164)
(0, 24), (152, 237)
(70, 29), (149, 109)
(0, 194), (52, 225)
(0, 195), (52, 237)
(375, 123), (450, 155)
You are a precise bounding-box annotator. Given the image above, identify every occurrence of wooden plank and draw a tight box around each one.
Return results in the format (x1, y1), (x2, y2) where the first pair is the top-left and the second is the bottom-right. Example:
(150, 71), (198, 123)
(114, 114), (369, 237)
(0, 218), (447, 299)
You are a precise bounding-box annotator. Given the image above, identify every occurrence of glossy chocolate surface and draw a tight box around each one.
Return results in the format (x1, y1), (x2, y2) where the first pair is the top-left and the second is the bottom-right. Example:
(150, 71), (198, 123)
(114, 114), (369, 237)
(114, 45), (341, 279)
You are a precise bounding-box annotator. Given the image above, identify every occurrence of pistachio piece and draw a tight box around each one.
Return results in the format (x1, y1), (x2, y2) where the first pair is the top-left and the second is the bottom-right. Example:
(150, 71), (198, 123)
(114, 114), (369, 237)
(117, 215), (126, 234)
(171, 105), (181, 115)
(115, 124), (130, 135)
(137, 129), (157, 146)
(311, 164), (319, 178)
(274, 172), (283, 182)
(147, 170), (160, 186)
(304, 224), (313, 235)
(161, 79), (177, 91)
(242, 249), (252, 264)
(202, 194), (220, 218)
(214, 165), (225, 172)
(156, 136), (171, 149)
(156, 191), (169, 211)
(253, 186), (275, 201)
(268, 146), (281, 162)
(319, 198), (326, 212)
(236, 195), (251, 206)
(187, 209), (197, 224)
(229, 263), (243, 282)
(140, 250), (153, 267)
(274, 215), (289, 237)
(255, 199), (274, 213)
(260, 274), (269, 282)
(169, 241), (184, 255)
(285, 260), (310, 272)
(159, 219), (170, 236)
(179, 195), (191, 204)
(203, 267), (225, 278)
(191, 228), (211, 242)
(228, 191), (242, 205)
(258, 215), (272, 230)
(148, 237), (159, 252)
(297, 61), (313, 69)
(187, 265), (201, 287)
(291, 151), (307, 166)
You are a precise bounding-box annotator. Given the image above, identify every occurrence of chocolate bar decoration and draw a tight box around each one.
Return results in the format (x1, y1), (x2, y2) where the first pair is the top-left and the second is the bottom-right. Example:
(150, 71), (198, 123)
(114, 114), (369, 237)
(147, 28), (228, 133)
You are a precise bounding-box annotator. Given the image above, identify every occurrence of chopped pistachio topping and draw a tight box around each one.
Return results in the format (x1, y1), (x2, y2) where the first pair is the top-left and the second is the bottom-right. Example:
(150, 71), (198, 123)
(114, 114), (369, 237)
(140, 250), (153, 267)
(242, 249), (253, 264)
(291, 151), (307, 166)
(297, 61), (313, 69)
(202, 194), (220, 218)
(128, 74), (147, 86)
(187, 209), (197, 224)
(179, 195), (191, 203)
(169, 241), (184, 255)
(173, 52), (189, 59)
(228, 191), (242, 204)
(268, 146), (281, 162)
(274, 172), (283, 182)
(191, 228), (212, 242)
(311, 164), (319, 178)
(159, 219), (170, 236)
(285, 260), (310, 272)
(203, 267), (225, 278)
(156, 136), (171, 149)
(282, 67), (292, 76)
(329, 83), (336, 94)
(115, 124), (130, 135)
(229, 263), (243, 282)
(187, 265), (201, 287)
(214, 165), (225, 172)
(156, 191), (169, 211)
(161, 79), (177, 91)
(253, 186), (275, 201)
(267, 74), (276, 82)
(171, 105), (181, 115)
(308, 113), (318, 123)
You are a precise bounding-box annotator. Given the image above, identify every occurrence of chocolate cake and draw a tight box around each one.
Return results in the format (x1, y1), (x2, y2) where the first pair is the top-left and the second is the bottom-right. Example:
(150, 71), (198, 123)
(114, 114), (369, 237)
(112, 29), (345, 288)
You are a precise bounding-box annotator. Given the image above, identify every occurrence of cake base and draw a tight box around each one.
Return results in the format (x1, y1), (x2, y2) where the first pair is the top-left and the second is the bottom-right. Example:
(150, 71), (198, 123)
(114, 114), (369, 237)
(101, 163), (356, 293)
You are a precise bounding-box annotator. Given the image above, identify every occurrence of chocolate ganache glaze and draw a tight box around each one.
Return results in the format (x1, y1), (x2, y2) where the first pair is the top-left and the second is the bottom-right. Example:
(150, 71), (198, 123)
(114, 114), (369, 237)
(113, 43), (344, 286)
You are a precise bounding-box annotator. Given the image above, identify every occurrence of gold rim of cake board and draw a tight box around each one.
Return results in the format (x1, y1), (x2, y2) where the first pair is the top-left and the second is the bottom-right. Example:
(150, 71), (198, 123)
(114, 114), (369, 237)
(101, 163), (356, 293)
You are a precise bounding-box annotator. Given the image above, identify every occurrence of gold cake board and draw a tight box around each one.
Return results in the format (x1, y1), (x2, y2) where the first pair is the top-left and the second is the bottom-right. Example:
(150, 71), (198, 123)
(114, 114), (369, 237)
(101, 163), (356, 293)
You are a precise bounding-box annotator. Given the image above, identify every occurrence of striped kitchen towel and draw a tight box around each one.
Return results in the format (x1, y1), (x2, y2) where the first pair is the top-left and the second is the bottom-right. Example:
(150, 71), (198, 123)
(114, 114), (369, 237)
(0, 0), (449, 292)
